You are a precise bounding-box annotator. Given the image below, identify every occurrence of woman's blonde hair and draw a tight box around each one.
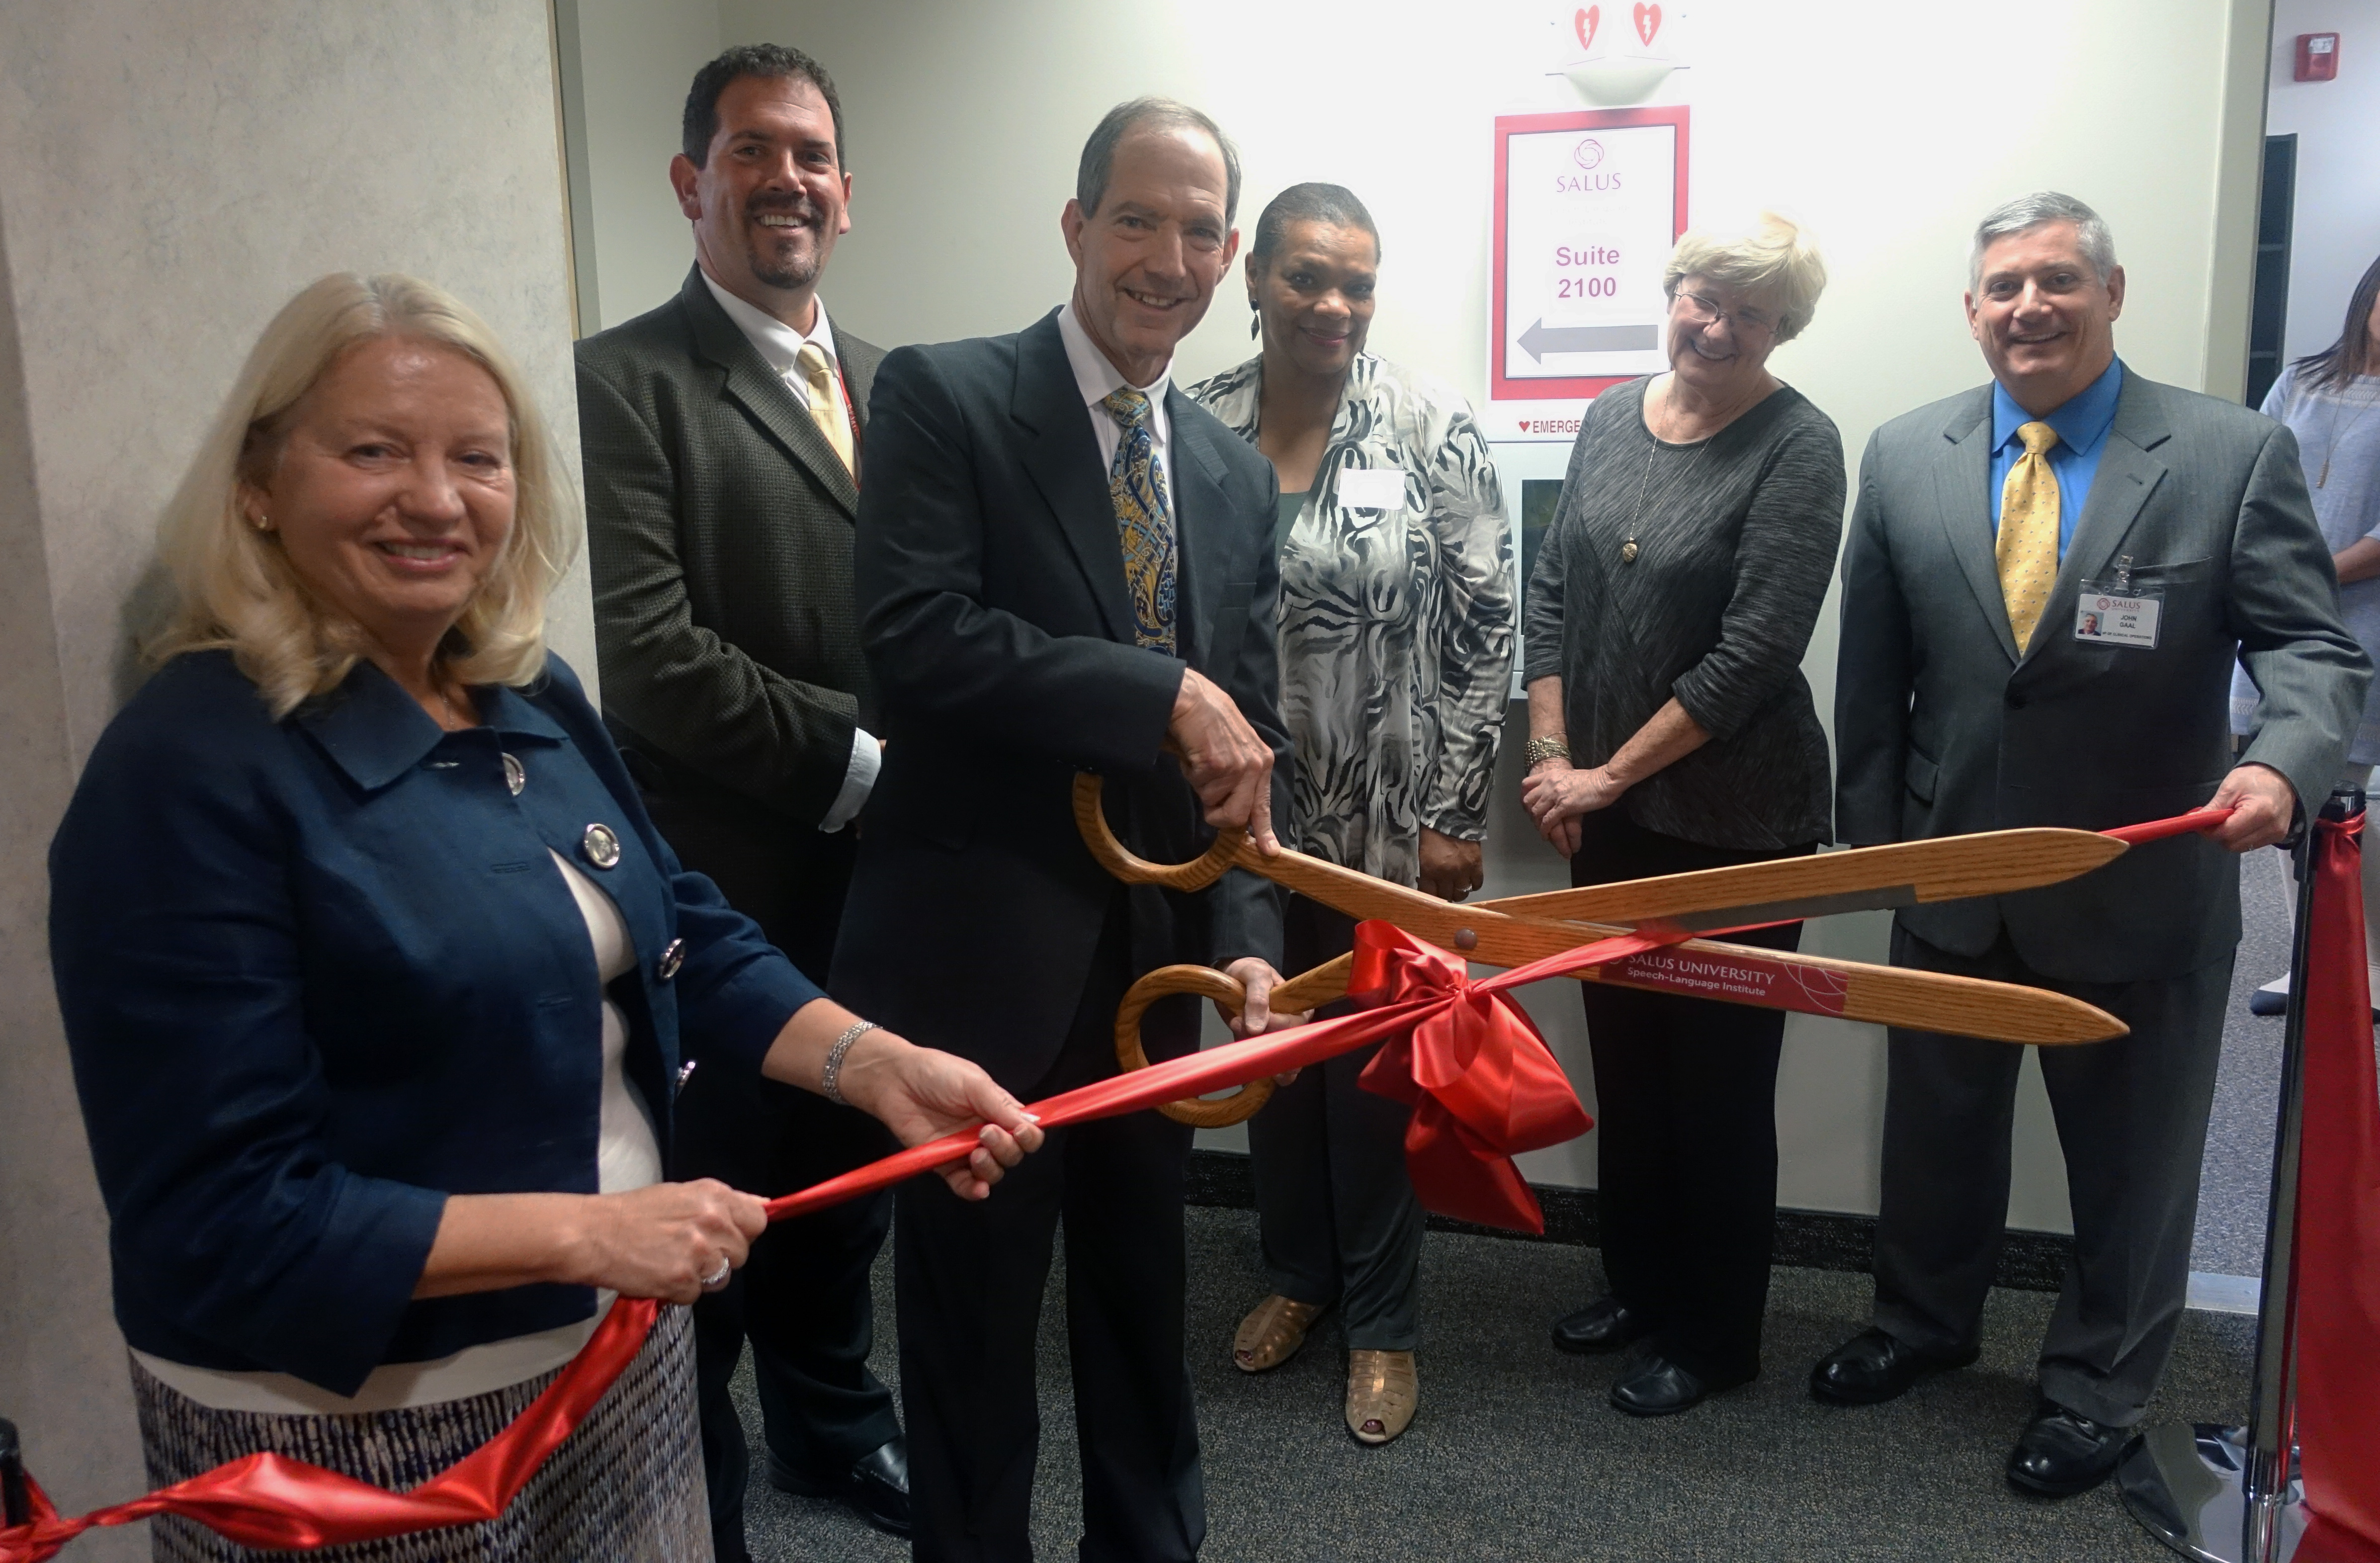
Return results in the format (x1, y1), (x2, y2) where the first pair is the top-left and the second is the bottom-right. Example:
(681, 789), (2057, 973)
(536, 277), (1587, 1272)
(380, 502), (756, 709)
(149, 272), (577, 717)
(1662, 211), (1828, 344)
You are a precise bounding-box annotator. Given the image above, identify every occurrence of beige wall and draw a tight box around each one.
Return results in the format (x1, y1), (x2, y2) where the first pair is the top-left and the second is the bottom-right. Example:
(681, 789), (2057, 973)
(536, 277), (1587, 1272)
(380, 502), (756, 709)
(0, 1), (589, 1542)
(557, 0), (726, 330)
(570, 0), (2274, 1232)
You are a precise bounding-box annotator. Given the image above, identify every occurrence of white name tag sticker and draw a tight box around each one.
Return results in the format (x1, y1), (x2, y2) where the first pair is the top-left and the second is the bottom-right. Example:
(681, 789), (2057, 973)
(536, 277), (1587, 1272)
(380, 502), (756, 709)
(2074, 587), (2161, 649)
(1334, 467), (1408, 513)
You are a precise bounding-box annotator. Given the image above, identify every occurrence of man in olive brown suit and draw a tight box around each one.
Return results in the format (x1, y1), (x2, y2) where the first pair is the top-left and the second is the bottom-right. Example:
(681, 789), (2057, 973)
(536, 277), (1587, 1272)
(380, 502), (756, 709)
(575, 43), (906, 1558)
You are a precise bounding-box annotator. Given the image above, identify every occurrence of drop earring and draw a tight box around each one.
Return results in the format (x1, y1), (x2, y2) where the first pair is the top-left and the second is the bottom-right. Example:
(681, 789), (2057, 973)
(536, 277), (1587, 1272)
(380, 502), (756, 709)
(1249, 299), (1260, 340)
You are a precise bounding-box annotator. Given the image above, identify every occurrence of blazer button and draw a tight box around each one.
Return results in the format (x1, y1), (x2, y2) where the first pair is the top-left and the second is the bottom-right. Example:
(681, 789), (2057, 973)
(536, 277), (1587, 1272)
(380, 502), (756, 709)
(2005, 691), (2027, 710)
(502, 753), (525, 795)
(658, 938), (686, 981)
(581, 822), (622, 869)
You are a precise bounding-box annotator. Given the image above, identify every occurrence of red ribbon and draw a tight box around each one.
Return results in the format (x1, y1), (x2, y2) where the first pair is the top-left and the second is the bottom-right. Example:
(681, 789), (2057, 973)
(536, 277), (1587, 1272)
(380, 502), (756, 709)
(0, 802), (2250, 1558)
(0, 1297), (661, 1561)
(2291, 812), (2380, 1561)
(2101, 804), (2234, 844)
(2, 921), (1631, 1561)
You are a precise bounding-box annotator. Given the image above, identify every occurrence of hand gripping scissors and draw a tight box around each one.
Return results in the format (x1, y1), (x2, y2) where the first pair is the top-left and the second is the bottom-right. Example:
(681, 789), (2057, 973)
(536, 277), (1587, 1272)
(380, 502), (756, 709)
(1072, 775), (2131, 1128)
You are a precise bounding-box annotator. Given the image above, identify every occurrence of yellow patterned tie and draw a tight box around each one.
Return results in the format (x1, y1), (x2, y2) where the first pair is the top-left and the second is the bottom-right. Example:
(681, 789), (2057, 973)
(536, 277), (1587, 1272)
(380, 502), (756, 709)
(1996, 421), (2061, 653)
(795, 342), (854, 478)
(1102, 388), (1177, 655)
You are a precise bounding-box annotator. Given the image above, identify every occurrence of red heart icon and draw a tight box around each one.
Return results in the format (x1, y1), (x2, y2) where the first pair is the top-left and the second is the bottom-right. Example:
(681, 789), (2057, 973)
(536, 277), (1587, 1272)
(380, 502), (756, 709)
(1632, 1), (1662, 46)
(1574, 5), (1599, 51)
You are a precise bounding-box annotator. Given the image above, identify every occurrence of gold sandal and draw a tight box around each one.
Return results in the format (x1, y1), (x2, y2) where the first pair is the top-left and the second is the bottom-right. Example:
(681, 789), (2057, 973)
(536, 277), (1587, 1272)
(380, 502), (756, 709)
(1233, 1294), (1327, 1373)
(1345, 1349), (1417, 1445)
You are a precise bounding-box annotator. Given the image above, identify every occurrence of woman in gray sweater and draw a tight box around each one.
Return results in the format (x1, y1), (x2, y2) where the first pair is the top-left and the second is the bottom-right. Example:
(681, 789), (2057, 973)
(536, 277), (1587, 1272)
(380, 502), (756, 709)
(1522, 213), (1845, 1416)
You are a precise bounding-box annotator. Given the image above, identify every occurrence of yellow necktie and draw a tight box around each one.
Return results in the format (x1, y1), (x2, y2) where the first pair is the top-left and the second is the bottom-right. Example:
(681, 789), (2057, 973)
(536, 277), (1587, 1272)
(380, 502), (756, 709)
(1996, 421), (2061, 653)
(794, 342), (854, 478)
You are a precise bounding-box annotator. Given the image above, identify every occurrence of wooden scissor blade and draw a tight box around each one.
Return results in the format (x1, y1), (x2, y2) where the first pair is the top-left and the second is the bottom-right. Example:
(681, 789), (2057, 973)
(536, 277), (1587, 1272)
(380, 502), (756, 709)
(1478, 828), (2127, 933)
(1563, 925), (2126, 1043)
(1267, 929), (2124, 1046)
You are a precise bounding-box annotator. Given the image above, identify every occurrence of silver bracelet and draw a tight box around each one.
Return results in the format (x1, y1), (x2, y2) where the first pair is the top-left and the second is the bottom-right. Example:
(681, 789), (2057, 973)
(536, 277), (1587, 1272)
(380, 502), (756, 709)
(820, 1020), (879, 1107)
(1524, 735), (1571, 767)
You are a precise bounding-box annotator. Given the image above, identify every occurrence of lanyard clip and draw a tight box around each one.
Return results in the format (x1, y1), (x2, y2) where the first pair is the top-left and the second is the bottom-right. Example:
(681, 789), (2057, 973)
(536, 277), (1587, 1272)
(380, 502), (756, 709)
(2114, 554), (2134, 593)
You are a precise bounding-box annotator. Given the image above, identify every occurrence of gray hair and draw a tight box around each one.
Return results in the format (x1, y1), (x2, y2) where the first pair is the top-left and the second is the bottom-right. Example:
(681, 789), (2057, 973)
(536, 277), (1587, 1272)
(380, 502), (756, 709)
(1076, 97), (1242, 226)
(1969, 192), (2118, 291)
(1661, 211), (1828, 344)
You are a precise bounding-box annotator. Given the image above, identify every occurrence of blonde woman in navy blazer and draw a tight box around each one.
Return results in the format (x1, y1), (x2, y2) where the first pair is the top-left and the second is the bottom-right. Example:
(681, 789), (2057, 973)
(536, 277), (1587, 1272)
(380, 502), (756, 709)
(49, 273), (1040, 1563)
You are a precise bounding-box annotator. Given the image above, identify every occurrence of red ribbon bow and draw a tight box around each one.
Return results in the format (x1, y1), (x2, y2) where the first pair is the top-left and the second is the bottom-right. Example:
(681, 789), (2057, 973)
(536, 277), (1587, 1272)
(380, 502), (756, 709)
(1348, 922), (1595, 1230)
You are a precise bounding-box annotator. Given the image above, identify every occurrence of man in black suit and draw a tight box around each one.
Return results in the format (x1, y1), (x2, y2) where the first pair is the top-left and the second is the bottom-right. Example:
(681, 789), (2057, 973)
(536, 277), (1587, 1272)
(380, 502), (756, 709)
(575, 44), (907, 1557)
(831, 98), (1293, 1563)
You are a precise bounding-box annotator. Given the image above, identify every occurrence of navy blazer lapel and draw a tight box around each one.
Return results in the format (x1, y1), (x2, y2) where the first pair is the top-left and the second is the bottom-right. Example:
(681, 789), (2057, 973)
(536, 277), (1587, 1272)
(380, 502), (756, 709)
(1928, 389), (2019, 665)
(2048, 375), (2171, 623)
(1167, 389), (1237, 674)
(1013, 312), (1132, 642)
(680, 267), (861, 521)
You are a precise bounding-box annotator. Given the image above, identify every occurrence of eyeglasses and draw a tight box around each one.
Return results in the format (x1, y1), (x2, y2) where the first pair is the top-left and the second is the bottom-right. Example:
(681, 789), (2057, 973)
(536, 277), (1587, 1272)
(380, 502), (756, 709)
(1674, 290), (1779, 339)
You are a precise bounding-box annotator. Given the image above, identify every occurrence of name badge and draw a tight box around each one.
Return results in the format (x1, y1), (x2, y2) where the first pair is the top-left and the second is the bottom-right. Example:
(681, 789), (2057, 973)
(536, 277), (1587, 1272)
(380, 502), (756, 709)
(2074, 580), (2162, 649)
(1334, 466), (1408, 513)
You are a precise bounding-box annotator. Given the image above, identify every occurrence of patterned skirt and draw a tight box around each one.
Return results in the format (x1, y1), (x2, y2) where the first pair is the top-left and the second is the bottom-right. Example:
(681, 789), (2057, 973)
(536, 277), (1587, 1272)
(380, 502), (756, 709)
(133, 1304), (709, 1563)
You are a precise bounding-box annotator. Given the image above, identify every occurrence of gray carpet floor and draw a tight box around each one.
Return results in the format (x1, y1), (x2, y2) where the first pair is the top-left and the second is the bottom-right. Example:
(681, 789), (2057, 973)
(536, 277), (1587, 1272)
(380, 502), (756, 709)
(2191, 843), (2297, 1278)
(735, 1206), (2255, 1563)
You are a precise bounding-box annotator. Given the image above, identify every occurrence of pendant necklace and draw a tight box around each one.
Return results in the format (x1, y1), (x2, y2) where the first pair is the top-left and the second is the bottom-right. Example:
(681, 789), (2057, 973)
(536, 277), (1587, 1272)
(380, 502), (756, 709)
(1623, 387), (1711, 565)
(2317, 377), (2380, 489)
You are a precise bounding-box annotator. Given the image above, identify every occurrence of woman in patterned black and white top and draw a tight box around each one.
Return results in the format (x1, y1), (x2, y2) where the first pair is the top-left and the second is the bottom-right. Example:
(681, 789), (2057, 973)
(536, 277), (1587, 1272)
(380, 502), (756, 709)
(1190, 183), (1514, 1448)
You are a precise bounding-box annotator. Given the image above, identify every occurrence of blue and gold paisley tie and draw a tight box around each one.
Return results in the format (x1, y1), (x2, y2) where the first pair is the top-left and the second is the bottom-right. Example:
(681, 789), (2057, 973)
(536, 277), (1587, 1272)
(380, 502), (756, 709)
(1102, 387), (1178, 655)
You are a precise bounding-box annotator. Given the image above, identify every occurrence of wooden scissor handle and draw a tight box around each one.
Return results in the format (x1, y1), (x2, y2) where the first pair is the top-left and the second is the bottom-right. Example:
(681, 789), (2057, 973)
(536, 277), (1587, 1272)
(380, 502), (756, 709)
(1073, 773), (1246, 891)
(1113, 955), (1359, 1127)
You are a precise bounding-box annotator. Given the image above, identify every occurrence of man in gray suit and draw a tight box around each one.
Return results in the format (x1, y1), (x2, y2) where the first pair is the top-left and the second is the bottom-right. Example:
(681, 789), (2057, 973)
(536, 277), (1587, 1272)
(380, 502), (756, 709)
(575, 44), (907, 1557)
(1816, 192), (2368, 1496)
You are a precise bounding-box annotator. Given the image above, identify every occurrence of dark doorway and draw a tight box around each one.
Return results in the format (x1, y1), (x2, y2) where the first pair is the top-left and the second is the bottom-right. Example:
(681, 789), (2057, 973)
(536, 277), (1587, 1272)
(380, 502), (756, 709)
(2247, 134), (2297, 410)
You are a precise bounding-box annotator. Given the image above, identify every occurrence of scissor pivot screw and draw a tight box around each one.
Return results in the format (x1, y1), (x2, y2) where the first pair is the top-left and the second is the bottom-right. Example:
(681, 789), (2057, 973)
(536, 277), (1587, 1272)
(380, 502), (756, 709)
(1453, 929), (1478, 951)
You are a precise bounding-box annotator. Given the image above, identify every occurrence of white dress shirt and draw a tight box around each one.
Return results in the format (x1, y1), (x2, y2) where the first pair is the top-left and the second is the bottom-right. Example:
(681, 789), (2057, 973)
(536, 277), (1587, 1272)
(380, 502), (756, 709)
(1056, 302), (1177, 518)
(700, 269), (879, 831)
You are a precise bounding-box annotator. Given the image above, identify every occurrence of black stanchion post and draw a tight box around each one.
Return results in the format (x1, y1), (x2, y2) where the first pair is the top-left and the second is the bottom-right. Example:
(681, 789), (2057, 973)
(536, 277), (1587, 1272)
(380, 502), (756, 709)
(0, 1414), (28, 1528)
(2117, 783), (2364, 1563)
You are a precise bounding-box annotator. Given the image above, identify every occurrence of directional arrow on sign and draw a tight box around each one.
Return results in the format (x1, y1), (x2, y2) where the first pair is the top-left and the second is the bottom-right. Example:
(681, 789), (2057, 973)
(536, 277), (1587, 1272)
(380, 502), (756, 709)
(1517, 319), (1660, 361)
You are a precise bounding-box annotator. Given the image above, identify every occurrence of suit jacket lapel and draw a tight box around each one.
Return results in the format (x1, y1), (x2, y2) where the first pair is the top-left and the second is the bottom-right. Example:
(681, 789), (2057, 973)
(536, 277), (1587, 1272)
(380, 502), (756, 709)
(1167, 388), (1236, 673)
(2043, 375), (2171, 638)
(835, 327), (879, 425)
(1014, 312), (1133, 641)
(1927, 389), (2019, 665)
(680, 266), (860, 520)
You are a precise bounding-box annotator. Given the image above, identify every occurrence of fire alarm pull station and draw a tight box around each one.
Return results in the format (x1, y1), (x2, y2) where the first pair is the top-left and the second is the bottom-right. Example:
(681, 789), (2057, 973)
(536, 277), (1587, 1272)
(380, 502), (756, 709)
(2296, 33), (2339, 82)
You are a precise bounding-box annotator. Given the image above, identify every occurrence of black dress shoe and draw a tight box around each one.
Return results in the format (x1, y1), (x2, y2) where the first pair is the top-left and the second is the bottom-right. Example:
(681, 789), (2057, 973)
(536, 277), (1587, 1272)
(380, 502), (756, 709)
(1608, 1351), (1752, 1416)
(1552, 1297), (1651, 1355)
(1808, 1327), (1977, 1406)
(2006, 1400), (2128, 1497)
(766, 1436), (913, 1539)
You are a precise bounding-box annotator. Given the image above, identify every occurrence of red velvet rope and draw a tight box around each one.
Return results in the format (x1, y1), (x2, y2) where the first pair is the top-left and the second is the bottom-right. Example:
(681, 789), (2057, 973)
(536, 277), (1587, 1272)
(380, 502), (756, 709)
(0, 805), (2250, 1559)
(2290, 812), (2380, 1560)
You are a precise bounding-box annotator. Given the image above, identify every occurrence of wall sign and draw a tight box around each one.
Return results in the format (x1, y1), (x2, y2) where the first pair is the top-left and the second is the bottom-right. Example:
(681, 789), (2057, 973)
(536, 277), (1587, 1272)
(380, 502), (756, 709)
(1489, 106), (1688, 432)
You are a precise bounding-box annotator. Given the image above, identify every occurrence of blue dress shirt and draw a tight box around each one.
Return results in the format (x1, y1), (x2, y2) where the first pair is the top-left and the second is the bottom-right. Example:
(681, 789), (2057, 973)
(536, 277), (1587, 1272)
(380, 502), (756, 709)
(1989, 357), (2125, 558)
(50, 651), (824, 1394)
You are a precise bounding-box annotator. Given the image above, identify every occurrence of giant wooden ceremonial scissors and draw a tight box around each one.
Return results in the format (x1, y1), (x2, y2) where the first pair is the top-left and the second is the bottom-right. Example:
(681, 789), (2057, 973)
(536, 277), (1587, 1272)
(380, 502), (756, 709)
(1072, 775), (2133, 1128)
